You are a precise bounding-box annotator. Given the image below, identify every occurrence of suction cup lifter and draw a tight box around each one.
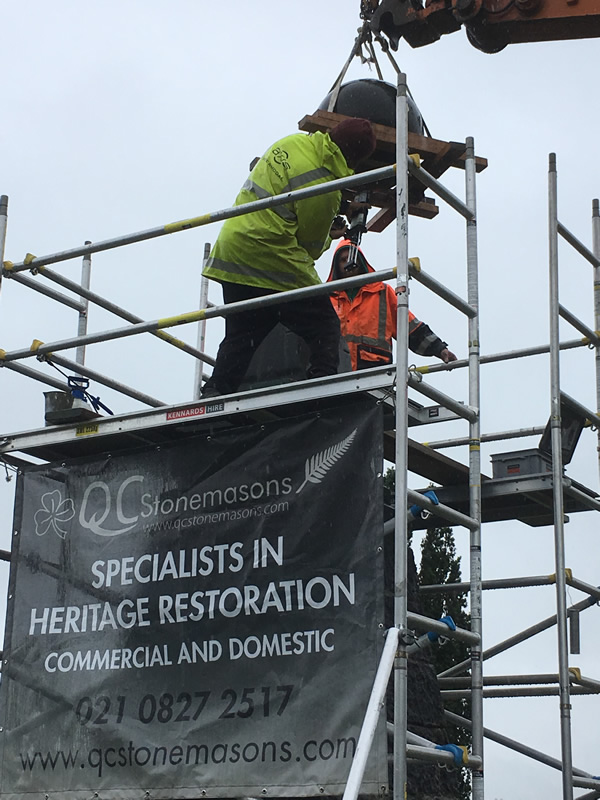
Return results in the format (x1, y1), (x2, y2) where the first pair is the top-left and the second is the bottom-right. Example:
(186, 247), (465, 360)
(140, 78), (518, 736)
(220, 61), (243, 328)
(344, 190), (370, 270)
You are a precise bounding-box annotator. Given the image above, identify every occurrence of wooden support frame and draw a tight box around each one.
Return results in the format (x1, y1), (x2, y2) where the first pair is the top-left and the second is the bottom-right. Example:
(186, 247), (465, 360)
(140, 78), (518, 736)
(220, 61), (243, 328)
(298, 109), (487, 229)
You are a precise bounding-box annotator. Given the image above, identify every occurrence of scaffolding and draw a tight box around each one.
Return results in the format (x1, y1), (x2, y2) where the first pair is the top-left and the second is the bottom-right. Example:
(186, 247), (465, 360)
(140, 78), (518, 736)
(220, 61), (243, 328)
(0, 73), (599, 800)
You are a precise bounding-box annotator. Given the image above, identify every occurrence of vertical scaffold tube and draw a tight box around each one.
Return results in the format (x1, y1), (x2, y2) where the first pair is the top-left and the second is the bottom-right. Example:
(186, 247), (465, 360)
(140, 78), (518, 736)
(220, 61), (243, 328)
(0, 196), (8, 301)
(465, 137), (484, 800)
(75, 241), (92, 367)
(194, 242), (211, 399)
(592, 199), (600, 483)
(548, 153), (574, 800)
(393, 72), (410, 800)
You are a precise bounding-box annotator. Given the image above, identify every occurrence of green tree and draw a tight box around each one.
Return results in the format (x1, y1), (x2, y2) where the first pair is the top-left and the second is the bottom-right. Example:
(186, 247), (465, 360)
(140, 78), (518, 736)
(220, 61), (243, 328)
(383, 466), (472, 799)
(419, 526), (471, 800)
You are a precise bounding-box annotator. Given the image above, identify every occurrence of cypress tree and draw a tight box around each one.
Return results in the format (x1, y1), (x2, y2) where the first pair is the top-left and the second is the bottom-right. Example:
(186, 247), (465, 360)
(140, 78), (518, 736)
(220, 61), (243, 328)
(419, 526), (471, 800)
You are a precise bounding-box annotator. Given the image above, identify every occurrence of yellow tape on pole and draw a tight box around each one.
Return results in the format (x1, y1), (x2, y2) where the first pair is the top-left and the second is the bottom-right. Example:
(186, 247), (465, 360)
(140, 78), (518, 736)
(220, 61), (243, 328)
(164, 215), (212, 234)
(157, 309), (206, 330)
(24, 253), (37, 265)
(30, 339), (44, 352)
(3, 261), (14, 271)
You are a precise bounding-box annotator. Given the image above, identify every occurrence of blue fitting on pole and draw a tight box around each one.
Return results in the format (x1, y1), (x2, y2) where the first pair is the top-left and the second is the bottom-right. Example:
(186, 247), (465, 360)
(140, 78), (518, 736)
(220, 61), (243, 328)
(409, 489), (440, 519)
(435, 743), (469, 766)
(423, 489), (440, 505)
(427, 615), (457, 642)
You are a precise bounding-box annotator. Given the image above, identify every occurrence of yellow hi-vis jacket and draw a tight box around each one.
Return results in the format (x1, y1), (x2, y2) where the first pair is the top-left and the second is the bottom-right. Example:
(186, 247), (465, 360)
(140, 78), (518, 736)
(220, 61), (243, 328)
(203, 131), (353, 292)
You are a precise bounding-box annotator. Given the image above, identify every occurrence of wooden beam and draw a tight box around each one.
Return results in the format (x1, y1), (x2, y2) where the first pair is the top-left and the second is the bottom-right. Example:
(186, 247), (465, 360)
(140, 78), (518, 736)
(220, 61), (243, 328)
(298, 110), (488, 174)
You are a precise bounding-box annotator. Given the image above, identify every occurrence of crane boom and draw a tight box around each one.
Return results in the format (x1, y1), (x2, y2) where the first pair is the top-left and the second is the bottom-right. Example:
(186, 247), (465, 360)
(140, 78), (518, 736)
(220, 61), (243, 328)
(363, 0), (600, 52)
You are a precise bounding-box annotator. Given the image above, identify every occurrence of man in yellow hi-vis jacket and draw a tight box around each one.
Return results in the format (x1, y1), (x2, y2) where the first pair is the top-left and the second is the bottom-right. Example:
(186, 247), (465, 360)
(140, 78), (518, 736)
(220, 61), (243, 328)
(201, 118), (376, 397)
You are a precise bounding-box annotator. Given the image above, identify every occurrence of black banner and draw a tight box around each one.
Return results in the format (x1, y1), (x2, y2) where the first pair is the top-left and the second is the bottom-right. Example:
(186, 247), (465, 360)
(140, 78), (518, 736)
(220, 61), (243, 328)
(0, 400), (386, 798)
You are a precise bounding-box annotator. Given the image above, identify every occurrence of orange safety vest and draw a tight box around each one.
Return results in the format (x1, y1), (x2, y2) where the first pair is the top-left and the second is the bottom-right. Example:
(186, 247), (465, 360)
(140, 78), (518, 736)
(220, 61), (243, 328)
(327, 240), (422, 371)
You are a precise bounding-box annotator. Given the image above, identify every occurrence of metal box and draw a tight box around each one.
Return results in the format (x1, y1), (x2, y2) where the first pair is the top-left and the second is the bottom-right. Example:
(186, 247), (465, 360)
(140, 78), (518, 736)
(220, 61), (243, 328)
(491, 448), (552, 479)
(44, 391), (99, 426)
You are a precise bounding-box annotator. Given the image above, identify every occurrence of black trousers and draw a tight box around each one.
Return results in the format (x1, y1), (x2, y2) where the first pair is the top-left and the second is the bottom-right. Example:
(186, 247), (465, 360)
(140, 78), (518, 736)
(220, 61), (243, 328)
(203, 282), (341, 395)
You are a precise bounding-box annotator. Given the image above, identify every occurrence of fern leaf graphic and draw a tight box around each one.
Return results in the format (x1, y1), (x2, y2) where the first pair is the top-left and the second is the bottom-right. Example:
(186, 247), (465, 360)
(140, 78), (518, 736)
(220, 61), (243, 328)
(296, 429), (357, 494)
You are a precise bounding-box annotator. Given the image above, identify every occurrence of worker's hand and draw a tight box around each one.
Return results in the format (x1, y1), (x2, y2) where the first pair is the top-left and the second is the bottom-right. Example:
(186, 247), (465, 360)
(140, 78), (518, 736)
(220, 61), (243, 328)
(329, 216), (348, 239)
(439, 348), (458, 364)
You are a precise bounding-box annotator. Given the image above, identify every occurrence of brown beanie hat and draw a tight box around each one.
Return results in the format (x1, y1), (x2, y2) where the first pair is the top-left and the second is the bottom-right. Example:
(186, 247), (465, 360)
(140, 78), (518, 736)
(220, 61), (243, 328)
(329, 117), (377, 167)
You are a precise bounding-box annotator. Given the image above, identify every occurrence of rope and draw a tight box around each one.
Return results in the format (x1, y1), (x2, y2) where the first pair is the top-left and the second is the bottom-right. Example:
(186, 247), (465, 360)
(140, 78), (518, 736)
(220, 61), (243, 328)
(326, 24), (368, 111)
(326, 18), (433, 138)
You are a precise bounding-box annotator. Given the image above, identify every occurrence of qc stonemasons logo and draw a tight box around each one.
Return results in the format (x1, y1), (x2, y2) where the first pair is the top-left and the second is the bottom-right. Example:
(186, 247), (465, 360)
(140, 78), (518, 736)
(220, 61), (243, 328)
(30, 427), (359, 541)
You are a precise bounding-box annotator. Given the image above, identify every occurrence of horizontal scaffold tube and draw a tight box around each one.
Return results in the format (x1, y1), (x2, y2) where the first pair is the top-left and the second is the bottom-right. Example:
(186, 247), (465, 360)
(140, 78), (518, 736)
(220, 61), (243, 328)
(564, 484), (600, 514)
(42, 353), (165, 408)
(388, 724), (481, 771)
(407, 374), (477, 422)
(441, 686), (599, 699)
(8, 272), (86, 312)
(5, 164), (397, 272)
(0, 269), (398, 363)
(406, 488), (478, 531)
(413, 338), (589, 376)
(3, 264), (216, 367)
(420, 575), (556, 593)
(444, 710), (597, 780)
(574, 778), (600, 792)
(440, 672), (588, 688)
(407, 611), (480, 646)
(405, 744), (482, 771)
(438, 591), (599, 678)
(424, 425), (546, 450)
(1, 361), (68, 391)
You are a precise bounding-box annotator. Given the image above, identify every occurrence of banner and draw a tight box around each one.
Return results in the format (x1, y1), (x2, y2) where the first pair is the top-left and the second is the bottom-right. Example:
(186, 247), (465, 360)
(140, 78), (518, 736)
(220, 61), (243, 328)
(0, 400), (386, 799)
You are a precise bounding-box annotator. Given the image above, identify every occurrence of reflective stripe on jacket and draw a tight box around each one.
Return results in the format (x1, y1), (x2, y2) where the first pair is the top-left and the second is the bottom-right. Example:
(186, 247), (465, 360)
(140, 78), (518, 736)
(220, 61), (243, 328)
(327, 240), (446, 370)
(203, 132), (353, 292)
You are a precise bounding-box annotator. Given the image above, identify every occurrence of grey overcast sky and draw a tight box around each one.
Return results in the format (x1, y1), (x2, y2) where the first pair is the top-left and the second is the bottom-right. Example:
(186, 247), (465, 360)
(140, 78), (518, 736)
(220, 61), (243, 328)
(1, 3), (599, 798)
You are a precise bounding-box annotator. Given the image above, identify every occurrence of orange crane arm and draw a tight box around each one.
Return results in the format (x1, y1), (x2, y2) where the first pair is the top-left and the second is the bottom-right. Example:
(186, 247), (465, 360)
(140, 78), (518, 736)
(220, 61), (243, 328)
(363, 0), (600, 52)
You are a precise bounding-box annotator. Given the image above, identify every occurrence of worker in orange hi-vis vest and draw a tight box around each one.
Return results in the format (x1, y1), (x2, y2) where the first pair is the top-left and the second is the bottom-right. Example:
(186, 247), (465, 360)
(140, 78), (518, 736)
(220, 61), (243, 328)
(327, 239), (457, 371)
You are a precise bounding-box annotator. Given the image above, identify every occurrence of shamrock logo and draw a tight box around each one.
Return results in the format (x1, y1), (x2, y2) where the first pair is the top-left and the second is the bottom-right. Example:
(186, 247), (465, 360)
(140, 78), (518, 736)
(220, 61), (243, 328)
(34, 490), (75, 540)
